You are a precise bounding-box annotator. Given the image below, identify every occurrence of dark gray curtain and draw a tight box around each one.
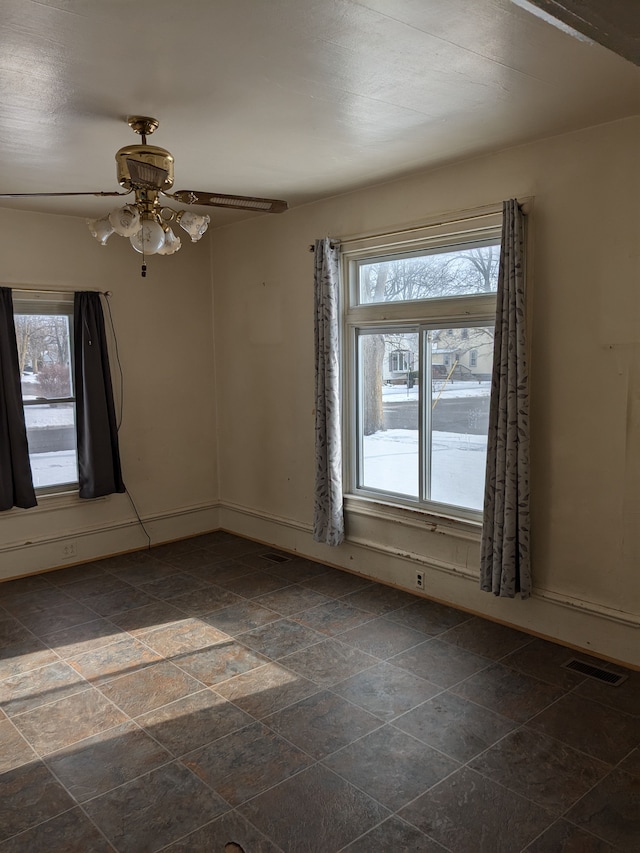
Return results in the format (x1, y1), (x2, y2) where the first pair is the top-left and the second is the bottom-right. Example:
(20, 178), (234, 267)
(0, 287), (37, 510)
(480, 199), (531, 598)
(74, 291), (125, 499)
(313, 238), (344, 545)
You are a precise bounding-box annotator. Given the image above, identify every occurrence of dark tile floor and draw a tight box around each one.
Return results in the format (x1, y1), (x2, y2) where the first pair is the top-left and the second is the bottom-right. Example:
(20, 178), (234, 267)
(0, 532), (638, 852)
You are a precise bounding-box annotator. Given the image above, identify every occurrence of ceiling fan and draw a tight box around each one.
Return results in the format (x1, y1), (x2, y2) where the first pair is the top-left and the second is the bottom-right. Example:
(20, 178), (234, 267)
(0, 116), (288, 276)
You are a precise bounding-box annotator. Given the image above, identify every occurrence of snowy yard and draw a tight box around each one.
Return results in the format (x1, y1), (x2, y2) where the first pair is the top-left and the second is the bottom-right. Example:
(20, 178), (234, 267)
(381, 379), (490, 402)
(30, 451), (78, 489)
(22, 375), (77, 487)
(362, 428), (486, 510)
(24, 405), (74, 427)
(362, 380), (491, 510)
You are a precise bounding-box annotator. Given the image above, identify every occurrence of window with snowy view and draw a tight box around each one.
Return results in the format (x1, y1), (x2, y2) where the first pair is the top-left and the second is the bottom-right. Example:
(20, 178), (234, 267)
(345, 230), (500, 518)
(14, 294), (78, 494)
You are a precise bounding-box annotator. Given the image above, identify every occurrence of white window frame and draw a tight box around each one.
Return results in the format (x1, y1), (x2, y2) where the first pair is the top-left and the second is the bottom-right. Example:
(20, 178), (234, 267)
(13, 290), (78, 497)
(342, 211), (502, 523)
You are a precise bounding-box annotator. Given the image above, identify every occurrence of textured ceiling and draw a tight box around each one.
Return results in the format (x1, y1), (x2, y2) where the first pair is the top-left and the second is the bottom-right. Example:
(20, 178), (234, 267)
(0, 0), (638, 226)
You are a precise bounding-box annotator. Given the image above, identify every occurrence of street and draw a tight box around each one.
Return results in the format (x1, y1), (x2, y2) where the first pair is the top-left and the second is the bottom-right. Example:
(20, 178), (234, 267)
(383, 396), (490, 434)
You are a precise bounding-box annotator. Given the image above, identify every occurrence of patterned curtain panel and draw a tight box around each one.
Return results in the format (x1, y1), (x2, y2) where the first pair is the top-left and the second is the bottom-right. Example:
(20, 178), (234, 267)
(313, 238), (344, 545)
(0, 287), (37, 510)
(480, 199), (531, 598)
(74, 292), (125, 499)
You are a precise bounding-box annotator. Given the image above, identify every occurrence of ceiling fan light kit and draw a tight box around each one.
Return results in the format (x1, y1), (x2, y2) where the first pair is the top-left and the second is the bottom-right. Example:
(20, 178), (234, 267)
(108, 204), (140, 237)
(88, 117), (211, 274)
(127, 215), (167, 256)
(1, 115), (288, 277)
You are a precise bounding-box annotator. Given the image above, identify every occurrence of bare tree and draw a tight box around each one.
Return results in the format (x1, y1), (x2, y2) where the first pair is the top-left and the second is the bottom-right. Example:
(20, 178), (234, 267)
(358, 245), (498, 435)
(49, 316), (71, 365)
(442, 245), (499, 293)
(38, 364), (72, 398)
(361, 244), (499, 304)
(361, 264), (388, 435)
(14, 314), (72, 395)
(14, 316), (34, 374)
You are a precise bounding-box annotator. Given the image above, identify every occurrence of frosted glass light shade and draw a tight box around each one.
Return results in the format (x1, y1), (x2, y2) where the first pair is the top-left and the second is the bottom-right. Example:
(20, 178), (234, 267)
(177, 211), (210, 242)
(87, 215), (114, 246)
(129, 217), (165, 254)
(156, 227), (182, 255)
(108, 204), (141, 237)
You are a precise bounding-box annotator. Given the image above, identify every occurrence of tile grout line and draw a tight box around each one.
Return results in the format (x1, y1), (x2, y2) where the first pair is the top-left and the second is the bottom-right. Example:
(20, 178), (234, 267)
(397, 763), (561, 847)
(334, 813), (455, 853)
(152, 810), (286, 853)
(0, 712), (41, 771)
(0, 802), (112, 850)
(561, 814), (629, 849)
(2, 705), (128, 851)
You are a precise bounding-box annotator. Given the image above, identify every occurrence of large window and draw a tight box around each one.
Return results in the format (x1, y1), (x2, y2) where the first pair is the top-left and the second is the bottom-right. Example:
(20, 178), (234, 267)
(345, 221), (500, 519)
(13, 293), (78, 494)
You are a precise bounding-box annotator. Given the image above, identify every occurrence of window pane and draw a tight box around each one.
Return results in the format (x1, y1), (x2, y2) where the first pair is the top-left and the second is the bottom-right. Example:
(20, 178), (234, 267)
(358, 330), (419, 498)
(428, 326), (493, 510)
(18, 312), (78, 490)
(17, 314), (73, 398)
(24, 403), (78, 488)
(358, 242), (500, 305)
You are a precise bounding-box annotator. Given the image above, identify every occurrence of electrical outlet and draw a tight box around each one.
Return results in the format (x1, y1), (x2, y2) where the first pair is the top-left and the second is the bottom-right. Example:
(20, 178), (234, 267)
(61, 541), (77, 560)
(415, 570), (425, 590)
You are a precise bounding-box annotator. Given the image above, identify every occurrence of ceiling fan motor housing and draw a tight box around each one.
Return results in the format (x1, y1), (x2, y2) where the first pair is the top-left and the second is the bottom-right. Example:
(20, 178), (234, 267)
(115, 144), (174, 191)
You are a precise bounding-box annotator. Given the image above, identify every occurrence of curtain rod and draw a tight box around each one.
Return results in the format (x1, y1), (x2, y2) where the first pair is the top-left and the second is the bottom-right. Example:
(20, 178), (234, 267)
(11, 287), (111, 296)
(308, 242), (339, 252)
(307, 198), (532, 252)
(307, 209), (499, 253)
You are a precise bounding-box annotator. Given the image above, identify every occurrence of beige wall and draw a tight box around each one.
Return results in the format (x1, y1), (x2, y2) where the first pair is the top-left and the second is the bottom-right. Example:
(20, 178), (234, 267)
(212, 117), (640, 665)
(0, 206), (218, 575)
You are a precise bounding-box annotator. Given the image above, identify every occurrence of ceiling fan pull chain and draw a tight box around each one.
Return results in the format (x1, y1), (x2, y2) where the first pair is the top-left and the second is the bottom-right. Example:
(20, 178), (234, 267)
(141, 240), (147, 278)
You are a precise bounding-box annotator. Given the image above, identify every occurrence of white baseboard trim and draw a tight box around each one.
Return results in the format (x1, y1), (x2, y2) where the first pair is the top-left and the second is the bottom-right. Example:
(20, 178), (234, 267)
(530, 587), (638, 628)
(219, 501), (311, 534)
(0, 501), (221, 580)
(218, 500), (639, 667)
(346, 536), (639, 629)
(142, 501), (221, 543)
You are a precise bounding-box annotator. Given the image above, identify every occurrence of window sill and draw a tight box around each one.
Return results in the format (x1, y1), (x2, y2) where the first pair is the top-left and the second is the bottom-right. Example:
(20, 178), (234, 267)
(343, 493), (482, 542)
(2, 491), (108, 517)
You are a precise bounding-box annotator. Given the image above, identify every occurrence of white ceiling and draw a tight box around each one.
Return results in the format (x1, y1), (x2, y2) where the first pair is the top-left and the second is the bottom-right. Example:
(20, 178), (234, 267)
(0, 0), (638, 226)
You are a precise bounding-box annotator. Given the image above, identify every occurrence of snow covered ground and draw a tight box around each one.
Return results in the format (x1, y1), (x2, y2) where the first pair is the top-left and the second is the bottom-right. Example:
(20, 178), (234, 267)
(22, 372), (74, 426)
(22, 376), (76, 486)
(24, 403), (74, 429)
(24, 405), (75, 427)
(360, 381), (490, 509)
(362, 428), (486, 510)
(30, 451), (78, 489)
(381, 380), (490, 402)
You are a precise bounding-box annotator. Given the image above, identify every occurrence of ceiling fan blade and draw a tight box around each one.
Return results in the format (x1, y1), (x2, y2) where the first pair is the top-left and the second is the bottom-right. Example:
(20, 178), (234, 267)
(0, 191), (129, 198)
(168, 190), (288, 214)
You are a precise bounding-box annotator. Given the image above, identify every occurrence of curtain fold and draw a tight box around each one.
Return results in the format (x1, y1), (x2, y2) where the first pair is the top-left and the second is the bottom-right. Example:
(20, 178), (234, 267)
(74, 291), (125, 499)
(313, 238), (344, 545)
(480, 199), (531, 598)
(0, 287), (37, 510)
